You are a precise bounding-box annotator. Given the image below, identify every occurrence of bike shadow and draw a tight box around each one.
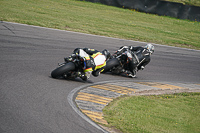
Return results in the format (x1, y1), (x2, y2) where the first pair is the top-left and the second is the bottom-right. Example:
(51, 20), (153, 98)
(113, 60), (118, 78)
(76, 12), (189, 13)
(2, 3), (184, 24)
(49, 76), (94, 83)
(102, 72), (137, 79)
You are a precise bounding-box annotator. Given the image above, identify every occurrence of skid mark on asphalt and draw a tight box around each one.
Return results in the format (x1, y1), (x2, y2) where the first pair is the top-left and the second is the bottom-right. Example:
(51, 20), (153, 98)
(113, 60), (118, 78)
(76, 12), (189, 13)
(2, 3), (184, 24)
(75, 82), (199, 125)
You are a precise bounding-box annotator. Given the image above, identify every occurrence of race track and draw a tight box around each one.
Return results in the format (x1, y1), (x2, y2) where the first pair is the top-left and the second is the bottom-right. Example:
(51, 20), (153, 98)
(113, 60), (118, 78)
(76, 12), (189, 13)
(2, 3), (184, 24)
(0, 21), (200, 133)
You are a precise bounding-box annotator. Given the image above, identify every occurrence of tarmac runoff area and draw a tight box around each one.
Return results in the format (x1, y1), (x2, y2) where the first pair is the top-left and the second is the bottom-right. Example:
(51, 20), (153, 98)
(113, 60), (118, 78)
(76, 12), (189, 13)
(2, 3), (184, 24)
(74, 81), (200, 126)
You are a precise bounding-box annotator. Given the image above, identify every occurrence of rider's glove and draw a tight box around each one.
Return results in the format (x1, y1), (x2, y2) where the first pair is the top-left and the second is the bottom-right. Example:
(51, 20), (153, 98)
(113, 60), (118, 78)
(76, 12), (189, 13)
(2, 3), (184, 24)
(64, 56), (73, 62)
(113, 51), (119, 57)
(64, 57), (68, 62)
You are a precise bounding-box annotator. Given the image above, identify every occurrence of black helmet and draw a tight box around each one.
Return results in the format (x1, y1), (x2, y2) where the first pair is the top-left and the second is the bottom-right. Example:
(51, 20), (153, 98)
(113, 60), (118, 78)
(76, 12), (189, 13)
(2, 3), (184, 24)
(73, 48), (80, 54)
(102, 49), (111, 60)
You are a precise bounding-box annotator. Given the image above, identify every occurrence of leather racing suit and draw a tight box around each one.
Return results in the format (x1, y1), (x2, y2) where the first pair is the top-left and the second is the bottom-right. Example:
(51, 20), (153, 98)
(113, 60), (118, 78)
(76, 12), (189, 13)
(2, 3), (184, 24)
(113, 45), (152, 77)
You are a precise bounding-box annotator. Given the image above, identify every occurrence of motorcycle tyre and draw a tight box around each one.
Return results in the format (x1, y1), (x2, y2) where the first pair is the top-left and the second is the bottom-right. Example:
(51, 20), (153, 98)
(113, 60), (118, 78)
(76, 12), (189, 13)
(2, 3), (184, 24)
(103, 58), (120, 73)
(51, 62), (76, 79)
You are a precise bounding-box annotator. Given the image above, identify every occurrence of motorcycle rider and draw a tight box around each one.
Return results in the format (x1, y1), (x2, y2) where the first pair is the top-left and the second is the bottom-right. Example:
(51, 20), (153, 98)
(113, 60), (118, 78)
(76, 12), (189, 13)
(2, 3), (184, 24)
(65, 48), (110, 80)
(113, 43), (154, 78)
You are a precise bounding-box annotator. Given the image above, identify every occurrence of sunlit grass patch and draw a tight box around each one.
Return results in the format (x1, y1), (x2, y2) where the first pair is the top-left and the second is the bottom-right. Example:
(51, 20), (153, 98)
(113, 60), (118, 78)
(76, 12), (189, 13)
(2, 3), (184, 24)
(0, 0), (200, 49)
(103, 92), (200, 133)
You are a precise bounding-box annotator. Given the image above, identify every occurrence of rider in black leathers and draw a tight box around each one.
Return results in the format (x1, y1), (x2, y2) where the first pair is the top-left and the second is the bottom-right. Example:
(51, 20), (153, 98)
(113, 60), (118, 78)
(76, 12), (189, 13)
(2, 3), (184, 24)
(113, 43), (154, 77)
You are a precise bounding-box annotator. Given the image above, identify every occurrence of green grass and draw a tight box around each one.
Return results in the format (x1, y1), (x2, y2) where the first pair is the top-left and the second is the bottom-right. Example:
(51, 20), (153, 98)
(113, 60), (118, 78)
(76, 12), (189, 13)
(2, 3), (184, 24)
(0, 0), (200, 50)
(103, 92), (200, 133)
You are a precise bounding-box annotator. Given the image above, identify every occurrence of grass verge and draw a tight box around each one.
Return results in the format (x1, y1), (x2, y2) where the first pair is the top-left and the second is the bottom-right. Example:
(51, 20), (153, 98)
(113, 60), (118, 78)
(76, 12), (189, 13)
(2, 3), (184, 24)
(0, 0), (200, 50)
(103, 92), (200, 133)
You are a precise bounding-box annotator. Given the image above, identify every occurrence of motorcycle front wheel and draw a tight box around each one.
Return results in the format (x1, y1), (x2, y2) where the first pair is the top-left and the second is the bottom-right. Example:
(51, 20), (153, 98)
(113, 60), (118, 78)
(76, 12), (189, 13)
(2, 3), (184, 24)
(51, 62), (76, 79)
(103, 58), (120, 72)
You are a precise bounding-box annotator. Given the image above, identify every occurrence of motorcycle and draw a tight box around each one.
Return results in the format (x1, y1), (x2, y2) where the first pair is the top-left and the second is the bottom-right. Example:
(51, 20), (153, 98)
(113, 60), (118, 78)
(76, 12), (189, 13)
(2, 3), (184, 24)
(103, 49), (143, 75)
(51, 55), (88, 81)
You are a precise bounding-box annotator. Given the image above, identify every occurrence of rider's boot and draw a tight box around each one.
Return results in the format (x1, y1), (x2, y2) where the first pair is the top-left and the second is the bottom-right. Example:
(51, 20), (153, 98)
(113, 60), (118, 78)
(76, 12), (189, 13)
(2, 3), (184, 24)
(125, 70), (136, 78)
(81, 71), (92, 81)
(78, 72), (87, 81)
(92, 68), (104, 77)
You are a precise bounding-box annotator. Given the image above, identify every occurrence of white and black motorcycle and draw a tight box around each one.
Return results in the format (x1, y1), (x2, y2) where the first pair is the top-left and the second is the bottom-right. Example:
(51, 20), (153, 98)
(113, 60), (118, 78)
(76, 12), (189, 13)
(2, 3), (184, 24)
(103, 49), (149, 76)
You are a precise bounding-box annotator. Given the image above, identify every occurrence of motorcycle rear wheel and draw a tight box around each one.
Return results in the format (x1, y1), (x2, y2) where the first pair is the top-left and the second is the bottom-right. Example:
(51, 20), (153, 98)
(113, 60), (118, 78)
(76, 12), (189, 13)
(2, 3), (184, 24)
(51, 62), (75, 79)
(103, 58), (120, 72)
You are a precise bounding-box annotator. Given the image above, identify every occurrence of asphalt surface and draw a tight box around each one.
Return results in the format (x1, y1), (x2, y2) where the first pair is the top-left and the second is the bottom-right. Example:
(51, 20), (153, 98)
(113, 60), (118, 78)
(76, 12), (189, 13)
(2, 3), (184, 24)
(0, 21), (200, 133)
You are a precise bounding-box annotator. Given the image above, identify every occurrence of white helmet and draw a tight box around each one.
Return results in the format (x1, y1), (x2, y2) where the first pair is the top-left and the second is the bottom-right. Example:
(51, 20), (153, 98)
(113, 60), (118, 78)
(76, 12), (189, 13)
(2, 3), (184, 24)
(145, 43), (154, 54)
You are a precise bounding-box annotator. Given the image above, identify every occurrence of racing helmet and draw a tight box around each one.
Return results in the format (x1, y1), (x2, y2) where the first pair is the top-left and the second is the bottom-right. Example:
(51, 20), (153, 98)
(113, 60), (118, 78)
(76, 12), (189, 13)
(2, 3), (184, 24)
(73, 48), (80, 54)
(102, 49), (111, 60)
(145, 43), (154, 54)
